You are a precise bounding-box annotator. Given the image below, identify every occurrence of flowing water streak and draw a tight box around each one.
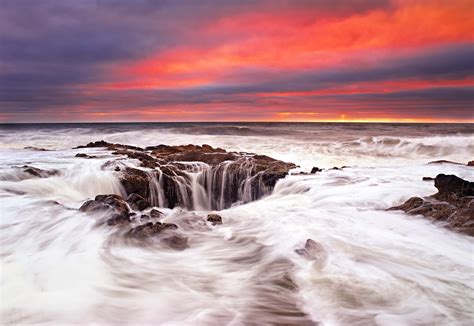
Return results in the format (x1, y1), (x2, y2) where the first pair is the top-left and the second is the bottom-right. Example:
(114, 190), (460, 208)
(0, 123), (473, 325)
(143, 158), (275, 211)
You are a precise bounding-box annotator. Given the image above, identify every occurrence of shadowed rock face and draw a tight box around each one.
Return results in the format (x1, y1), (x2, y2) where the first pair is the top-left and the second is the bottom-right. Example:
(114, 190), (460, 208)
(80, 140), (296, 210)
(433, 174), (474, 201)
(389, 174), (474, 236)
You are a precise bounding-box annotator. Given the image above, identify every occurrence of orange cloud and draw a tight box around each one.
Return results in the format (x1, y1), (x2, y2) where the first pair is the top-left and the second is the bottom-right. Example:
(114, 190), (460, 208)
(118, 0), (473, 89)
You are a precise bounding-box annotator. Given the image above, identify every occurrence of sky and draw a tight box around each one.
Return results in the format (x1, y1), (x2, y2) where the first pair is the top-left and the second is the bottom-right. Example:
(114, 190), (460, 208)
(0, 0), (473, 123)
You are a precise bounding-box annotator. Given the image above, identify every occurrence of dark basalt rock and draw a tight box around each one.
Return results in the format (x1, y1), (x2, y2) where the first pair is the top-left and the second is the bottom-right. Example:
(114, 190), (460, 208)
(75, 140), (144, 151)
(150, 209), (163, 219)
(79, 200), (111, 213)
(126, 193), (150, 211)
(120, 168), (151, 200)
(310, 167), (322, 174)
(106, 212), (130, 226)
(423, 177), (434, 181)
(433, 174), (474, 202)
(75, 153), (97, 159)
(161, 235), (189, 250)
(428, 160), (463, 165)
(113, 150), (158, 168)
(207, 214), (222, 225)
(389, 174), (474, 236)
(80, 194), (130, 216)
(75, 140), (110, 149)
(24, 146), (49, 151)
(77, 141), (296, 210)
(22, 165), (59, 178)
(468, 161), (474, 167)
(126, 222), (178, 238)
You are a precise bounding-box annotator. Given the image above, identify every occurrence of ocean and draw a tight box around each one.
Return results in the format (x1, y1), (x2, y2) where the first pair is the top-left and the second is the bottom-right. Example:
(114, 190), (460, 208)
(0, 122), (473, 325)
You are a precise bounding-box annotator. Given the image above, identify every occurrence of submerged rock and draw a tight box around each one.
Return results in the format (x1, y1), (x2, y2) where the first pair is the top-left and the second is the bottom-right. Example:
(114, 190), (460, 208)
(150, 209), (163, 219)
(126, 222), (178, 238)
(22, 165), (59, 178)
(389, 174), (474, 236)
(207, 214), (222, 225)
(75, 153), (97, 159)
(79, 200), (111, 213)
(106, 212), (130, 226)
(295, 239), (327, 264)
(161, 235), (189, 250)
(24, 146), (49, 151)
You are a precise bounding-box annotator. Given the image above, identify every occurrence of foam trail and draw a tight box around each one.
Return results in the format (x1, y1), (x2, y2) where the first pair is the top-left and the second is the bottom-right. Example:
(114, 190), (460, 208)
(0, 123), (473, 325)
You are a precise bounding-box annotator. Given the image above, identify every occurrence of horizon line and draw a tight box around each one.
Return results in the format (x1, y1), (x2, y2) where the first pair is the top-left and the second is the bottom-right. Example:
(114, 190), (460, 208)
(1, 120), (473, 125)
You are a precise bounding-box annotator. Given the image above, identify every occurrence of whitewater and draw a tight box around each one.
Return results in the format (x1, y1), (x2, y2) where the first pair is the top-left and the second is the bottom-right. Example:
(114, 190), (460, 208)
(0, 123), (473, 325)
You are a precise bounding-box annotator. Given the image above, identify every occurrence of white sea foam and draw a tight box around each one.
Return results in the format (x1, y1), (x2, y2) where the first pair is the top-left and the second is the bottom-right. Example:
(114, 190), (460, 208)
(0, 123), (473, 325)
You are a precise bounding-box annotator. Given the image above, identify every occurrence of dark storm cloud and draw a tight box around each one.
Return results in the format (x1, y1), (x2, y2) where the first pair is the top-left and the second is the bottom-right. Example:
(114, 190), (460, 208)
(0, 0), (472, 121)
(174, 44), (474, 96)
(1, 43), (473, 115)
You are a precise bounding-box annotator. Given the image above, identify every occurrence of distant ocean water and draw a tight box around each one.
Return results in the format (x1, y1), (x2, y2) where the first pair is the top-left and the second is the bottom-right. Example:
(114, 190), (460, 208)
(0, 122), (473, 325)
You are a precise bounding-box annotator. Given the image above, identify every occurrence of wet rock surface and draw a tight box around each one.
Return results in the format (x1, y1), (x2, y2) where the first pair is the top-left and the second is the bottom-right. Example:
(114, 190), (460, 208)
(126, 193), (150, 211)
(21, 165), (59, 178)
(149, 209), (163, 219)
(161, 235), (189, 250)
(296, 239), (327, 265)
(125, 222), (178, 238)
(389, 174), (474, 236)
(80, 194), (130, 218)
(207, 214), (222, 225)
(75, 153), (97, 159)
(77, 140), (296, 210)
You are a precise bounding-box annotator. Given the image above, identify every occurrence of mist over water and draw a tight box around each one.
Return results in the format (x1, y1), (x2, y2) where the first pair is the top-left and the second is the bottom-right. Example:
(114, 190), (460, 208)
(1, 123), (473, 325)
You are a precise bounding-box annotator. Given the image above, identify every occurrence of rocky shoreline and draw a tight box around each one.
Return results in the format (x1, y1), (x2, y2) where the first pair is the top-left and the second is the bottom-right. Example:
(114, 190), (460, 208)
(9, 141), (474, 239)
(389, 174), (474, 236)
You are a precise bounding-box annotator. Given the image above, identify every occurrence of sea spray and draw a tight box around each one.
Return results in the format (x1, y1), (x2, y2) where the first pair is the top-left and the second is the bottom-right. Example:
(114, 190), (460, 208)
(1, 123), (473, 325)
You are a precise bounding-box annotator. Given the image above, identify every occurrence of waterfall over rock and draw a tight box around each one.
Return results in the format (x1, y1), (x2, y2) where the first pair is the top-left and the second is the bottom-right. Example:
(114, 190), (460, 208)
(80, 141), (296, 210)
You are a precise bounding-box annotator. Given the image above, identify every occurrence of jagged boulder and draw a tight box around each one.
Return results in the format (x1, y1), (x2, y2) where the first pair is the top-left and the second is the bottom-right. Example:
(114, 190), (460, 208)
(433, 174), (474, 202)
